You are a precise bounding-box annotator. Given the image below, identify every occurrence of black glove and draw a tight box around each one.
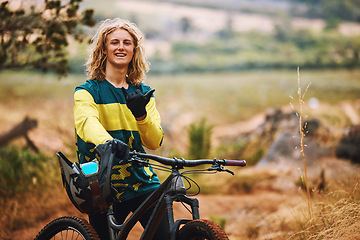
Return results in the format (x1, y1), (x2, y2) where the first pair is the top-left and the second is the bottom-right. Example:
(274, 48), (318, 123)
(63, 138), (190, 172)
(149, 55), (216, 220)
(121, 88), (155, 118)
(110, 139), (130, 162)
(95, 139), (130, 204)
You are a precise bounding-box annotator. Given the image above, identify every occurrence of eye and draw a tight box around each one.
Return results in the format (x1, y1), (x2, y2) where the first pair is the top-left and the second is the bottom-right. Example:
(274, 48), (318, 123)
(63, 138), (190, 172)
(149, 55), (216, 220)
(124, 40), (133, 46)
(110, 40), (118, 45)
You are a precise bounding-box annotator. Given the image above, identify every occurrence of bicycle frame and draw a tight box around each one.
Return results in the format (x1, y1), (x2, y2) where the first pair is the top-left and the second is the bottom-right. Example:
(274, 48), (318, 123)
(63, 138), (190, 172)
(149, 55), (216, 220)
(107, 168), (199, 240)
(55, 142), (246, 240)
(44, 144), (246, 240)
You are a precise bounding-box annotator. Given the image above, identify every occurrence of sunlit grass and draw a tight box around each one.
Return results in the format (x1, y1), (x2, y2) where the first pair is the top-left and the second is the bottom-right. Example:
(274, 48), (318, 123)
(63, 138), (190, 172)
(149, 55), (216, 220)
(147, 69), (360, 126)
(0, 70), (82, 101)
(288, 180), (360, 240)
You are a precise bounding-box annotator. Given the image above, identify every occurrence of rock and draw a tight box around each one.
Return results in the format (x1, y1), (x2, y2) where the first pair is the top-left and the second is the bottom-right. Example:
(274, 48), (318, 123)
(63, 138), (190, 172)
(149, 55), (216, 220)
(336, 125), (360, 164)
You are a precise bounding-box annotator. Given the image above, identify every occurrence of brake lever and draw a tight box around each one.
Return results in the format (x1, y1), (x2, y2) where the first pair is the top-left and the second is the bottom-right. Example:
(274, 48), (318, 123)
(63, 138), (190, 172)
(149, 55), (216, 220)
(224, 168), (234, 175)
(129, 156), (148, 167)
(208, 163), (234, 175)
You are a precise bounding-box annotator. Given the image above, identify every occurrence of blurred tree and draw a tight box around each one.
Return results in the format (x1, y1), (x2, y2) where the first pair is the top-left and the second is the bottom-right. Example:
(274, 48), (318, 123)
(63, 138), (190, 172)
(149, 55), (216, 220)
(321, 0), (354, 29)
(217, 12), (234, 39)
(180, 17), (192, 34)
(274, 18), (293, 42)
(294, 0), (360, 23)
(0, 0), (96, 76)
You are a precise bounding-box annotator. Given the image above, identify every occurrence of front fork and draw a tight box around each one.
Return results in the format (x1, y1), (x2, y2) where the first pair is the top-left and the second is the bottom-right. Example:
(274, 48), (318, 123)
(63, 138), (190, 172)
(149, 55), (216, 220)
(165, 194), (200, 240)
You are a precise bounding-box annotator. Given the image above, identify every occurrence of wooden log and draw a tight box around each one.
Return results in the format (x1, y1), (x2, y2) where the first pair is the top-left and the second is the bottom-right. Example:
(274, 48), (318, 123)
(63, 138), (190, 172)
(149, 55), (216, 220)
(0, 117), (38, 151)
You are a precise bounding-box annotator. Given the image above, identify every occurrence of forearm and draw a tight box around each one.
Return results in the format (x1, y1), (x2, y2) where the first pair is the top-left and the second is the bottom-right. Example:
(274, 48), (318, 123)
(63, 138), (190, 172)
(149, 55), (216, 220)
(75, 116), (113, 145)
(137, 115), (164, 150)
(137, 98), (163, 150)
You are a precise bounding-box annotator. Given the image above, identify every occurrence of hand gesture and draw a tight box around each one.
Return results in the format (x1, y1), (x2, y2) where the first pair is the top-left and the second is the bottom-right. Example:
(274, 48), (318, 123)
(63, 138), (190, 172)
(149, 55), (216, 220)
(121, 88), (155, 118)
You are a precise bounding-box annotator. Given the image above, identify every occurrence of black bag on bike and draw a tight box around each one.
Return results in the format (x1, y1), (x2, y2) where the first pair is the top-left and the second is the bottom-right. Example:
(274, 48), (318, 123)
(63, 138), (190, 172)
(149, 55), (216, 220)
(57, 139), (129, 214)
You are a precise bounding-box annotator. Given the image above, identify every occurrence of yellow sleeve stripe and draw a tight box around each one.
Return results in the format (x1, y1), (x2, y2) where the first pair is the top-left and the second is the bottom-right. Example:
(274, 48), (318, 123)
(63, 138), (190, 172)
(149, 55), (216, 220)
(97, 103), (138, 131)
(74, 89), (113, 145)
(74, 89), (163, 150)
(74, 90), (156, 132)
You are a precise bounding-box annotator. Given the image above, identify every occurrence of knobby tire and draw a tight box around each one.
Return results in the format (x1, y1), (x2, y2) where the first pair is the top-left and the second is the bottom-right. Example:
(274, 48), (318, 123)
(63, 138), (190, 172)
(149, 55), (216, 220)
(178, 219), (229, 240)
(34, 216), (99, 240)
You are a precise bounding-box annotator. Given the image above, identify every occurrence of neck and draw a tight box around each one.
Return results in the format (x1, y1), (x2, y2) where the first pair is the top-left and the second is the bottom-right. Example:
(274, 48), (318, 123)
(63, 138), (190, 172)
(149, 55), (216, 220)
(105, 63), (128, 88)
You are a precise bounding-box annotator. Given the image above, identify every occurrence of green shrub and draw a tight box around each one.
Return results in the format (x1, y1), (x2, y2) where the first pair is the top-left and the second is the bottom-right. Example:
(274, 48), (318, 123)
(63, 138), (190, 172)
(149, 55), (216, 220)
(209, 214), (227, 230)
(247, 148), (265, 166)
(0, 146), (48, 197)
(188, 118), (213, 159)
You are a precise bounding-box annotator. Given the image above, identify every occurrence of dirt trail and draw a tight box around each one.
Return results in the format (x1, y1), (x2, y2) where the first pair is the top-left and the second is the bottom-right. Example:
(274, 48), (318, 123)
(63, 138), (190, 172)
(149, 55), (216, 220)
(12, 189), (304, 240)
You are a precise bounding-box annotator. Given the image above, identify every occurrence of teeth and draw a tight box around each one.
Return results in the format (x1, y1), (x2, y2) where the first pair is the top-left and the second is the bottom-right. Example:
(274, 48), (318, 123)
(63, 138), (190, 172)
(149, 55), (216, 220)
(116, 53), (125, 57)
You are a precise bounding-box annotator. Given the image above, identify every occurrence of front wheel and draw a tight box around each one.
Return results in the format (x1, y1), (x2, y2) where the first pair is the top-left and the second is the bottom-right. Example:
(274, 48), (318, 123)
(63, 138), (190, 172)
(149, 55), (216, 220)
(178, 219), (229, 240)
(35, 216), (99, 240)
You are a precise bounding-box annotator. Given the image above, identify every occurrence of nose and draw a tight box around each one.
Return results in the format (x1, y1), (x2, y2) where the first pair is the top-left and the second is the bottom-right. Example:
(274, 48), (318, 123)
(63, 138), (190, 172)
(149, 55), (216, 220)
(118, 42), (125, 50)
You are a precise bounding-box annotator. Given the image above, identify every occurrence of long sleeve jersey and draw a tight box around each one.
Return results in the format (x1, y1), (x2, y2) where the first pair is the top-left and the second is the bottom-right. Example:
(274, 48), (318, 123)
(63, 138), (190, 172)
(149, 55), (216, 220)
(73, 79), (163, 202)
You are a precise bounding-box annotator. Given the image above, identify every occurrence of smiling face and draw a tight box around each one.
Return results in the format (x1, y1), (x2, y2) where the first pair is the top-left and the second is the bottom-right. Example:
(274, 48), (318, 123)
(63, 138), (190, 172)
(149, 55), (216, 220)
(103, 28), (135, 69)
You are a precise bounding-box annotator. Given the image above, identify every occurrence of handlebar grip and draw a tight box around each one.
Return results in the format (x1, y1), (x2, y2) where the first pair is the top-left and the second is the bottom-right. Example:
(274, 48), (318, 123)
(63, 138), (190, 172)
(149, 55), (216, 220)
(224, 160), (246, 167)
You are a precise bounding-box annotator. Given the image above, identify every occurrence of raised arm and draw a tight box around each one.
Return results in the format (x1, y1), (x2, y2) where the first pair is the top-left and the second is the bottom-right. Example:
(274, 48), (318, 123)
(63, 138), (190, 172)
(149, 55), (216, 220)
(136, 97), (164, 150)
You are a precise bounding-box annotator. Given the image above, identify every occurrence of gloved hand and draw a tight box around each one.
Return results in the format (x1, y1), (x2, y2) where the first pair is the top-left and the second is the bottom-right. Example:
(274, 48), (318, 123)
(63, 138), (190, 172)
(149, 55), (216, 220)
(110, 139), (130, 162)
(121, 88), (155, 118)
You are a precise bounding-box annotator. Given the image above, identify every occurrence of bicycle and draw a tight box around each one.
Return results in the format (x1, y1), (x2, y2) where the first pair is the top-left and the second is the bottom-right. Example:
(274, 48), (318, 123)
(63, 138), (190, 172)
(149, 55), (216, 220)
(35, 148), (246, 240)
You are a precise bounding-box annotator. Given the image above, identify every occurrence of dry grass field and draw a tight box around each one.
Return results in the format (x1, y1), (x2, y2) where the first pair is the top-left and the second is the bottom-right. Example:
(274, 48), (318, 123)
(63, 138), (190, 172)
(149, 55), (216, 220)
(0, 69), (359, 239)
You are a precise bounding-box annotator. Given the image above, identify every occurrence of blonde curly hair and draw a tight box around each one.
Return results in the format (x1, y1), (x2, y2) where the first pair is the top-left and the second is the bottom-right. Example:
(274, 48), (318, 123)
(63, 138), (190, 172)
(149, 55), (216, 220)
(85, 18), (149, 85)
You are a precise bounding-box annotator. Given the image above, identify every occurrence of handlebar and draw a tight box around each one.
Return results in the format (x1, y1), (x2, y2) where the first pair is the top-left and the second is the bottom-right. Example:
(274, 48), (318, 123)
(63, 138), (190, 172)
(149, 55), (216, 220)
(129, 151), (246, 168)
(223, 159), (247, 167)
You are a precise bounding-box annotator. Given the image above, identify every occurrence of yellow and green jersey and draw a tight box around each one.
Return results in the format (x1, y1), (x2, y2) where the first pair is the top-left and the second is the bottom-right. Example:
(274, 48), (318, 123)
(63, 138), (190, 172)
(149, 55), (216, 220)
(73, 79), (163, 202)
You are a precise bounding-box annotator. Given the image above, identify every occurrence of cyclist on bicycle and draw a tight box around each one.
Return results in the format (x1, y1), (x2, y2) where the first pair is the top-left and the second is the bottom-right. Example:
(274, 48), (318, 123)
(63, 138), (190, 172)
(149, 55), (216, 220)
(73, 18), (167, 240)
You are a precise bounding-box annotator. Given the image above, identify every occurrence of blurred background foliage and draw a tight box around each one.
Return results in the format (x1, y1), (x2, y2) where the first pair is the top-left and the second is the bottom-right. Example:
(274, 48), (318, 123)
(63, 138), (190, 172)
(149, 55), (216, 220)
(0, 0), (95, 75)
(1, 0), (360, 75)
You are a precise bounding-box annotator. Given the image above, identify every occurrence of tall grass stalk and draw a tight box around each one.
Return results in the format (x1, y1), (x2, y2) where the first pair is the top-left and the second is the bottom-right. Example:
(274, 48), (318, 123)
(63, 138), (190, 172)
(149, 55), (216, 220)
(296, 67), (312, 218)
